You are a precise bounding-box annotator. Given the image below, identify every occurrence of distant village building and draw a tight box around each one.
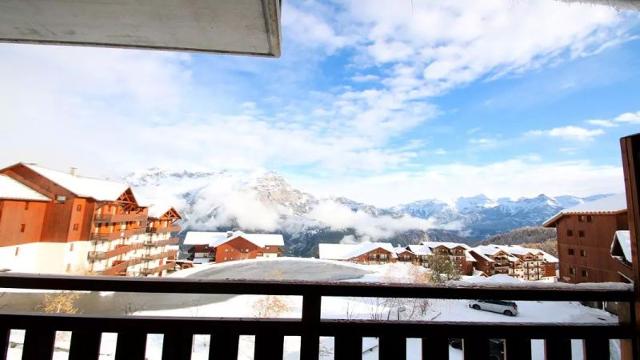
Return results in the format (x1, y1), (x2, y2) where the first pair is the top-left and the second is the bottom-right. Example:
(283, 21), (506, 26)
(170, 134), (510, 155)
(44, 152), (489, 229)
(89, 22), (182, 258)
(394, 246), (416, 263)
(471, 245), (557, 281)
(0, 163), (181, 276)
(318, 242), (397, 264)
(543, 194), (632, 283)
(420, 241), (476, 276)
(184, 231), (284, 263)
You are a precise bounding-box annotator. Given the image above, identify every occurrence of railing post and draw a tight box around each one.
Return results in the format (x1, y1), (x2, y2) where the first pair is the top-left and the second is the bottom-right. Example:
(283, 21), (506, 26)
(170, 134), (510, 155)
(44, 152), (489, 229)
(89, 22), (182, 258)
(300, 293), (321, 360)
(621, 133), (640, 360)
(0, 327), (9, 360)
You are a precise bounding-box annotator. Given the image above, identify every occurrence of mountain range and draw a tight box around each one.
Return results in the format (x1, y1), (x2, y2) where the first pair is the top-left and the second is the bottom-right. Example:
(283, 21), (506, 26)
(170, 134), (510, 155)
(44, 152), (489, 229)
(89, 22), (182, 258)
(126, 168), (612, 257)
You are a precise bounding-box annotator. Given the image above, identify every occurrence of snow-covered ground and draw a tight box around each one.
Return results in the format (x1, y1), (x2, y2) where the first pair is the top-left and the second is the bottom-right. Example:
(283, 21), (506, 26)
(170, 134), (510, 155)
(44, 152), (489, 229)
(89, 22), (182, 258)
(4, 258), (624, 359)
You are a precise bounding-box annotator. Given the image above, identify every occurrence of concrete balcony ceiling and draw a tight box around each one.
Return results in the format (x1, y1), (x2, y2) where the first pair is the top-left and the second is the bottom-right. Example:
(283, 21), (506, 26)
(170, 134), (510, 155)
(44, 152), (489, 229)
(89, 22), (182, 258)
(0, 0), (281, 56)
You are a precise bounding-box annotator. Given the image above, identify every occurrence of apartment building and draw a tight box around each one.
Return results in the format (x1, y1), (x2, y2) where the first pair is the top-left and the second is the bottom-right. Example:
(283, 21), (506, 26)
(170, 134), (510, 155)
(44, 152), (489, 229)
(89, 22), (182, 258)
(543, 194), (632, 283)
(394, 246), (416, 262)
(0, 163), (181, 276)
(471, 245), (557, 280)
(318, 242), (397, 264)
(421, 241), (476, 276)
(184, 231), (284, 263)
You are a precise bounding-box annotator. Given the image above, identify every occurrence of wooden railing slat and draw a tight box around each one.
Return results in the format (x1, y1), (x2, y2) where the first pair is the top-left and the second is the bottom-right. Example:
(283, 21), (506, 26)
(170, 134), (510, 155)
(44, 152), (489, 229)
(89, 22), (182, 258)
(69, 330), (102, 360)
(334, 335), (361, 360)
(583, 338), (609, 360)
(544, 338), (571, 360)
(115, 330), (146, 360)
(162, 331), (193, 360)
(254, 333), (284, 360)
(504, 337), (531, 360)
(379, 335), (405, 360)
(209, 332), (239, 360)
(22, 328), (55, 360)
(300, 294), (321, 359)
(463, 337), (491, 360)
(421, 336), (448, 360)
(0, 327), (10, 360)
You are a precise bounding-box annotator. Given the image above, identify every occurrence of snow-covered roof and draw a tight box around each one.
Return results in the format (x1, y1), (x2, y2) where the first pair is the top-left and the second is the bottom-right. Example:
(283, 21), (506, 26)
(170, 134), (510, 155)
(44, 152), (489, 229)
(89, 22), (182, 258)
(0, 174), (50, 201)
(394, 246), (413, 255)
(471, 244), (558, 263)
(468, 248), (495, 263)
(543, 193), (627, 227)
(184, 231), (228, 246)
(407, 244), (432, 256)
(421, 241), (470, 250)
(318, 242), (396, 260)
(464, 250), (476, 262)
(185, 231), (284, 248)
(611, 230), (632, 264)
(225, 231), (285, 247)
(22, 164), (130, 201)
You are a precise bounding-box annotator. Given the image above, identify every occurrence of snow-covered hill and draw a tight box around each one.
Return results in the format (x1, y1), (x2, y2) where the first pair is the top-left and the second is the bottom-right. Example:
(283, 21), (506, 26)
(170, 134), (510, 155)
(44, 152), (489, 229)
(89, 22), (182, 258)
(126, 168), (611, 256)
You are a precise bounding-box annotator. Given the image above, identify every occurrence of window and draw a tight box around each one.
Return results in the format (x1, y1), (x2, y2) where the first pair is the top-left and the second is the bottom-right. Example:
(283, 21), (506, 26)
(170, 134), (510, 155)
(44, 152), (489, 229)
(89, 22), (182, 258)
(76, 204), (82, 212)
(24, 202), (29, 210)
(578, 215), (586, 222)
(73, 223), (79, 231)
(568, 248), (575, 255)
(566, 229), (573, 237)
(586, 215), (592, 222)
(69, 243), (74, 251)
(580, 249), (587, 257)
(581, 269), (588, 277)
(20, 224), (25, 233)
(569, 267), (576, 275)
(55, 195), (66, 203)
(578, 230), (585, 238)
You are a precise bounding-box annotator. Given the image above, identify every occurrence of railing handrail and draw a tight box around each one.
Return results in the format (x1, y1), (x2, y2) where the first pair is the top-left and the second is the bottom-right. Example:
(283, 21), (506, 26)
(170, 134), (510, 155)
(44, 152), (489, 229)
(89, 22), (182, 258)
(0, 273), (632, 301)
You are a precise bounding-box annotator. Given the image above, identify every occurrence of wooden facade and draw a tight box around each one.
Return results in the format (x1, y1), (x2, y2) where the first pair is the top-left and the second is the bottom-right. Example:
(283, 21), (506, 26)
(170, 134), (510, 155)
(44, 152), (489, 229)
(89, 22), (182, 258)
(0, 163), (181, 276)
(349, 247), (395, 264)
(430, 245), (474, 276)
(213, 235), (283, 263)
(548, 212), (632, 283)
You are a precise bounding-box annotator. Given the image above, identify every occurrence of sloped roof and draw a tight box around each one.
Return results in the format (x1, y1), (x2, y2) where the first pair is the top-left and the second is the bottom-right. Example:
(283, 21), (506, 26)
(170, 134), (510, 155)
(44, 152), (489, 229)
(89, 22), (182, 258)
(394, 246), (413, 255)
(472, 244), (558, 263)
(0, 174), (50, 201)
(543, 193), (627, 227)
(22, 163), (130, 201)
(421, 241), (471, 250)
(184, 231), (228, 246)
(225, 231), (284, 247)
(407, 244), (433, 256)
(148, 205), (182, 219)
(611, 230), (632, 264)
(318, 242), (396, 260)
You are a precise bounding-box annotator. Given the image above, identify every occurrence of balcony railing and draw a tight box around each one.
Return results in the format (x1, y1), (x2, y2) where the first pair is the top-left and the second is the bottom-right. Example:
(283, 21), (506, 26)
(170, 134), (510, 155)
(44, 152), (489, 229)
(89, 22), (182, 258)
(94, 213), (148, 223)
(100, 258), (143, 276)
(88, 243), (145, 261)
(0, 273), (635, 360)
(144, 237), (179, 247)
(142, 250), (178, 262)
(140, 262), (176, 275)
(91, 227), (147, 241)
(147, 224), (181, 234)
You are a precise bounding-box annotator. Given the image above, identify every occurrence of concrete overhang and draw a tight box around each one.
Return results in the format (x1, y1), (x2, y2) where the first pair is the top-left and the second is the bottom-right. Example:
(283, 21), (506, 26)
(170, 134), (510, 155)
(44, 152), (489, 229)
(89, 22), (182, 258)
(0, 0), (281, 56)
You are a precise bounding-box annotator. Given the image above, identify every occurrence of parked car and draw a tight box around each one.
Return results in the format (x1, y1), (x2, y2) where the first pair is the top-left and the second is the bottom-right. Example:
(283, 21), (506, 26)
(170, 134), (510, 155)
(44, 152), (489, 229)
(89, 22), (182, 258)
(468, 300), (518, 316)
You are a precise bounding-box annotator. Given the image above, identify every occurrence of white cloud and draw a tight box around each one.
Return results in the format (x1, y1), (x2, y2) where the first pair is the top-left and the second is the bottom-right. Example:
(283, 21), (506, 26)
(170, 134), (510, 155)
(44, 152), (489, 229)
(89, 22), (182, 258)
(296, 158), (624, 207)
(615, 111), (640, 123)
(282, 2), (351, 54)
(587, 119), (618, 127)
(351, 74), (380, 82)
(526, 126), (604, 141)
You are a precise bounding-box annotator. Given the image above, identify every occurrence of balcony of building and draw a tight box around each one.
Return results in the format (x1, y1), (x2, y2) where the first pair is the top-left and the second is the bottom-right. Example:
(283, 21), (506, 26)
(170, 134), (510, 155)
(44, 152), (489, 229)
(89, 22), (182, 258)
(91, 227), (147, 241)
(147, 224), (181, 234)
(140, 262), (176, 276)
(144, 237), (179, 247)
(93, 212), (148, 224)
(142, 250), (178, 262)
(88, 243), (146, 261)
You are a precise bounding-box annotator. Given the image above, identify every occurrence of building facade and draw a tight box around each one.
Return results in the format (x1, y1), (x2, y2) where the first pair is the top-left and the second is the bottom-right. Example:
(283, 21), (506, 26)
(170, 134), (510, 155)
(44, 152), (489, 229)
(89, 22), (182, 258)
(184, 231), (284, 264)
(543, 194), (632, 283)
(0, 163), (181, 276)
(421, 242), (475, 276)
(318, 242), (397, 264)
(471, 245), (557, 281)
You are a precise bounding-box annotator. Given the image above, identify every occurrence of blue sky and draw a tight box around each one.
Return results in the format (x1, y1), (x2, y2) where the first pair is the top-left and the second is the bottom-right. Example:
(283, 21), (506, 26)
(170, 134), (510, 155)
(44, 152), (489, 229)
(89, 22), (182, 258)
(1, 0), (640, 206)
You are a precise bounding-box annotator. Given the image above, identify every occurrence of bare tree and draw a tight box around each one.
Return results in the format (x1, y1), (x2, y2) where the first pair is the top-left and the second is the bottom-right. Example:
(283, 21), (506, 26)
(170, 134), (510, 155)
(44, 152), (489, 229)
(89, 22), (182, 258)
(38, 292), (80, 314)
